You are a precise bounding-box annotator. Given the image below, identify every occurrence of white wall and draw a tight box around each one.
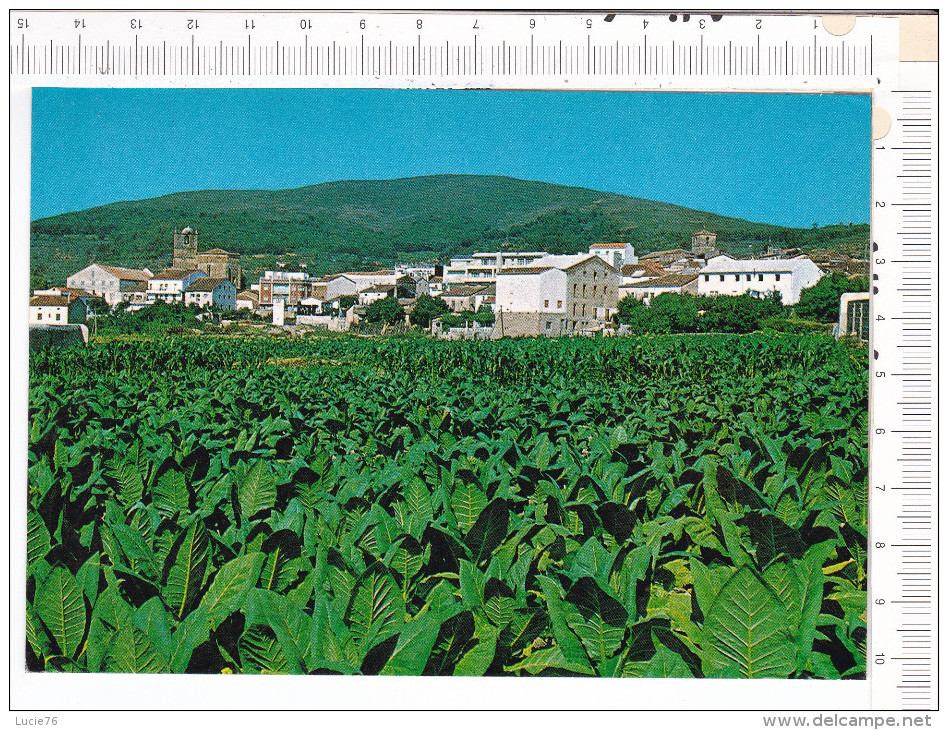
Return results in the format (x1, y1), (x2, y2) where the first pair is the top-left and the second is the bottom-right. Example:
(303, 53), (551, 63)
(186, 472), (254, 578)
(496, 269), (566, 313)
(67, 264), (122, 306)
(697, 267), (819, 305)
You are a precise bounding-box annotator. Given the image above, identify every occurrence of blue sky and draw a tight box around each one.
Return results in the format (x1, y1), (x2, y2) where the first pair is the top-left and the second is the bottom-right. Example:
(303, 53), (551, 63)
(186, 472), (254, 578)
(32, 88), (870, 227)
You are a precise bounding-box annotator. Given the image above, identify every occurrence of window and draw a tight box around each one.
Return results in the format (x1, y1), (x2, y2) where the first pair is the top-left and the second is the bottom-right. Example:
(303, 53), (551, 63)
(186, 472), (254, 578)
(719, 275), (725, 281)
(582, 284), (587, 296)
(758, 274), (764, 282)
(36, 312), (42, 320)
(592, 285), (597, 295)
(704, 275), (710, 282)
(593, 271), (597, 280)
(544, 299), (549, 308)
(545, 321), (552, 331)
(572, 303), (577, 316)
(746, 274), (751, 281)
(735, 275), (740, 281)
(582, 304), (587, 316)
(557, 300), (562, 308)
(775, 274), (781, 281)
(55, 313), (61, 321)
(573, 283), (578, 295)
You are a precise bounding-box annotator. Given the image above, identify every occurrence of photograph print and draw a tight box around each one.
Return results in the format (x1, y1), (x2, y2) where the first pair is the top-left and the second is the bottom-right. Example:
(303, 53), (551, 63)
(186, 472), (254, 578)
(27, 88), (870, 679)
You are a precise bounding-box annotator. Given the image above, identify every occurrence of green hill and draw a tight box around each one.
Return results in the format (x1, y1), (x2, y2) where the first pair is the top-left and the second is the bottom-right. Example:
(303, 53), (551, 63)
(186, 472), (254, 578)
(30, 175), (869, 285)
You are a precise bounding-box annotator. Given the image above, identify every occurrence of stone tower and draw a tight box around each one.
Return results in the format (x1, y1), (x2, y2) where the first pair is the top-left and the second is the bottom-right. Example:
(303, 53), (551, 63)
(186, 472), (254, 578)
(691, 229), (717, 257)
(172, 227), (199, 270)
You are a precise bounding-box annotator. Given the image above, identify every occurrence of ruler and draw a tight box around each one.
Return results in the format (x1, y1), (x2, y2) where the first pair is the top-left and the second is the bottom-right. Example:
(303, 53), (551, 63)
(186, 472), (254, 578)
(871, 77), (938, 710)
(10, 10), (937, 712)
(11, 10), (883, 86)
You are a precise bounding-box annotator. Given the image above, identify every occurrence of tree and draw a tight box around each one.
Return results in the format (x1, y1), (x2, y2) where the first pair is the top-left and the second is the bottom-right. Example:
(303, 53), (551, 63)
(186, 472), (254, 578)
(796, 273), (868, 323)
(614, 295), (654, 333)
(365, 296), (404, 325)
(409, 294), (449, 327)
(701, 292), (784, 333)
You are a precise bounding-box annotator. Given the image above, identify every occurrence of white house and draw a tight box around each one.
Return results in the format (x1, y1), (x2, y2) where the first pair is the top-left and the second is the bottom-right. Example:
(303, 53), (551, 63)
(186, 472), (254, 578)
(324, 274), (360, 300)
(66, 264), (153, 307)
(147, 269), (207, 303)
(29, 295), (87, 325)
(235, 290), (259, 312)
(621, 274), (699, 305)
(358, 285), (397, 306)
(184, 277), (237, 310)
(697, 255), (823, 305)
(588, 243), (638, 269)
(495, 254), (619, 336)
(426, 276), (445, 297)
(441, 284), (494, 313)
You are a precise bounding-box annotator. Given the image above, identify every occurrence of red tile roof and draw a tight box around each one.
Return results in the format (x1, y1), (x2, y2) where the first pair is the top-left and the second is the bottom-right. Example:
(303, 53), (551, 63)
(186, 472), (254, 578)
(30, 295), (71, 307)
(100, 265), (151, 282)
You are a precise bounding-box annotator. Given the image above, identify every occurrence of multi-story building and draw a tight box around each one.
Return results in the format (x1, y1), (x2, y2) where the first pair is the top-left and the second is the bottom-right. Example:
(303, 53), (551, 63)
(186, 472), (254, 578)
(697, 255), (823, 305)
(147, 269), (207, 303)
(443, 251), (549, 285)
(495, 254), (619, 336)
(66, 264), (153, 307)
(258, 271), (311, 306)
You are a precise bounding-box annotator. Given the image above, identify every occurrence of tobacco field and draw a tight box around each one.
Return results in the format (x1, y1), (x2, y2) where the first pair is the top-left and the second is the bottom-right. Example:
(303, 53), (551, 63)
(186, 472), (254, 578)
(27, 334), (868, 678)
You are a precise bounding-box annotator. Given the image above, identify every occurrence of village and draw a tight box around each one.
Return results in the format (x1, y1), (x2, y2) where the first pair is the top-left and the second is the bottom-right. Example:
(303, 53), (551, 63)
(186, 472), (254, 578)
(29, 225), (870, 344)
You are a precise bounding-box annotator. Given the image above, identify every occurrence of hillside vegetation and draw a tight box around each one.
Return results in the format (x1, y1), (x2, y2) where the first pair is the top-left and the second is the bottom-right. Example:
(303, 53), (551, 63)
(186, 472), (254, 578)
(31, 175), (869, 284)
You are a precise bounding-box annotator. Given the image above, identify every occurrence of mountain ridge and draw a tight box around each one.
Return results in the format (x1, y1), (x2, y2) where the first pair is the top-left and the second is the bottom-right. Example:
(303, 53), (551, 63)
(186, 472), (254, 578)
(30, 174), (869, 284)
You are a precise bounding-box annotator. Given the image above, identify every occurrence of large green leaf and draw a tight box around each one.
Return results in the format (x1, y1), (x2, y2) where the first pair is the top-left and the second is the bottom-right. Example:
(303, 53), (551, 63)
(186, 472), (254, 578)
(238, 460), (276, 521)
(201, 551), (265, 628)
(152, 461), (190, 517)
(86, 585), (134, 672)
(346, 565), (404, 659)
(564, 576), (628, 664)
(26, 511), (51, 574)
(384, 535), (424, 584)
(110, 523), (161, 581)
(465, 498), (509, 564)
(109, 448), (145, 508)
(168, 604), (210, 672)
(105, 624), (168, 673)
(239, 624), (290, 674)
(381, 611), (442, 675)
(162, 520), (210, 620)
(536, 575), (594, 675)
(244, 589), (311, 673)
(33, 566), (87, 660)
(701, 565), (796, 678)
(451, 480), (488, 534)
(259, 530), (303, 592)
(454, 616), (500, 676)
(405, 477), (434, 524)
(133, 596), (173, 661)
